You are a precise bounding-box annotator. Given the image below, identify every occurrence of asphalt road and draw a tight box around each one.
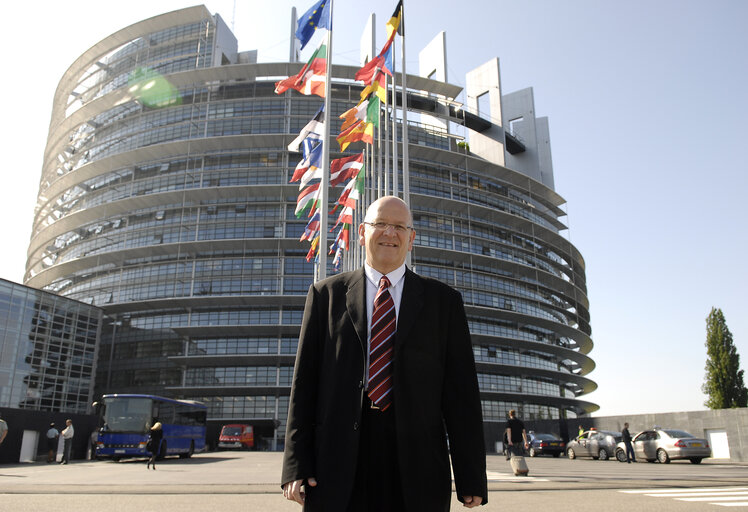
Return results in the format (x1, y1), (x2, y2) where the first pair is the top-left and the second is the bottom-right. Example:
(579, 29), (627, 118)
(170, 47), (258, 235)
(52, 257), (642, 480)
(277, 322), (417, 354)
(1, 451), (746, 511)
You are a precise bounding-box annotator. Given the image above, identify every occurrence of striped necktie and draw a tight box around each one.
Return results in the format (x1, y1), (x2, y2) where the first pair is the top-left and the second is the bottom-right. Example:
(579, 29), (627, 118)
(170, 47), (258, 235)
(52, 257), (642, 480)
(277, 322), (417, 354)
(368, 276), (396, 410)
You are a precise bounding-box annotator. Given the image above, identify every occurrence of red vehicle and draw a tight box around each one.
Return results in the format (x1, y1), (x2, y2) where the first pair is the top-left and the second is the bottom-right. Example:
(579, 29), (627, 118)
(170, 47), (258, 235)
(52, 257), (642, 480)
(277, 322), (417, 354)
(218, 424), (254, 450)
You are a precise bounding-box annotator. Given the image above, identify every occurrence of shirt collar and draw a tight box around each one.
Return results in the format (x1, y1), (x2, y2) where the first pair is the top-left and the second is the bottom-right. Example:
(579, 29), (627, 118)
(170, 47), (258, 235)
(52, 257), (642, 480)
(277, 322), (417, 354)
(364, 262), (406, 288)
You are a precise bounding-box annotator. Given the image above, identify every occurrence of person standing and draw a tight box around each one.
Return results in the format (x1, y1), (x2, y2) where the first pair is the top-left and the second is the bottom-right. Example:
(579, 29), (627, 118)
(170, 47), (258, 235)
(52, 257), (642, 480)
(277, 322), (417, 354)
(622, 422), (636, 463)
(146, 422), (163, 470)
(0, 413), (7, 448)
(282, 196), (487, 511)
(505, 409), (528, 457)
(46, 423), (59, 463)
(60, 419), (74, 465)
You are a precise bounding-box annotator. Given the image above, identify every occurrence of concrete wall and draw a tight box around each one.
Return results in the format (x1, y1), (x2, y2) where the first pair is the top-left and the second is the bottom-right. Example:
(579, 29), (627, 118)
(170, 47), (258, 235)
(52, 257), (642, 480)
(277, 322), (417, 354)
(484, 408), (748, 462)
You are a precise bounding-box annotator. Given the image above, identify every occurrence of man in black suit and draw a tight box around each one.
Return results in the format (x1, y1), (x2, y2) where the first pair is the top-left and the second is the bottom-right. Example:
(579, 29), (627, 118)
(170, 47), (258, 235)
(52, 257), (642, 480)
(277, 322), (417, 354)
(282, 196), (487, 511)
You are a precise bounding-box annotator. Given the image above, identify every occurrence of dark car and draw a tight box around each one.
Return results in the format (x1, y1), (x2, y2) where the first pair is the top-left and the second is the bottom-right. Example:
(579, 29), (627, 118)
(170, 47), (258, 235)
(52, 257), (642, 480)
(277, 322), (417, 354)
(527, 432), (565, 457)
(566, 429), (622, 461)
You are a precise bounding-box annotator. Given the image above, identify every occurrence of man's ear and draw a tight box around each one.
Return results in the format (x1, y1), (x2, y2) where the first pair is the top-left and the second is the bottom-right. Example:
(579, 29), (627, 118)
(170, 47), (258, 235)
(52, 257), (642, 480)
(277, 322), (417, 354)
(358, 223), (366, 247)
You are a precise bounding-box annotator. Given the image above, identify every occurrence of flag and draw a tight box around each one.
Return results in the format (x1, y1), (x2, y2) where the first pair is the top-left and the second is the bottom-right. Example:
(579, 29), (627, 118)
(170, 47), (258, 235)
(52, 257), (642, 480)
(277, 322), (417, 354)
(296, 0), (331, 50)
(334, 170), (365, 217)
(290, 139), (323, 183)
(330, 153), (364, 186)
(359, 75), (387, 104)
(355, 47), (393, 84)
(331, 244), (344, 269)
(275, 38), (327, 97)
(300, 212), (320, 242)
(288, 105), (324, 152)
(386, 1), (403, 40)
(337, 119), (374, 151)
(339, 101), (368, 132)
(295, 183), (321, 217)
(305, 233), (320, 262)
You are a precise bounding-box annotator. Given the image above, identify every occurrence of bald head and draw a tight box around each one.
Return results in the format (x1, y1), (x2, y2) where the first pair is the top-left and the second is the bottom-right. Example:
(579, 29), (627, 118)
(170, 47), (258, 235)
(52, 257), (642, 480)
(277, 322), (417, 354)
(358, 196), (415, 274)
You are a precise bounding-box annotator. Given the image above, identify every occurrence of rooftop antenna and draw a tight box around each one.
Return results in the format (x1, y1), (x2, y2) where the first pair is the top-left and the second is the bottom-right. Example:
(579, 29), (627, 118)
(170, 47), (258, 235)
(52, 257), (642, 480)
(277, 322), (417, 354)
(231, 0), (236, 32)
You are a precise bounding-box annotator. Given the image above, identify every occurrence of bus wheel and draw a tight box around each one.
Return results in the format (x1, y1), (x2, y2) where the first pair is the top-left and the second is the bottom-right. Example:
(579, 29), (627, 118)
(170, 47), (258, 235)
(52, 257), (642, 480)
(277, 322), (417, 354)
(180, 441), (194, 459)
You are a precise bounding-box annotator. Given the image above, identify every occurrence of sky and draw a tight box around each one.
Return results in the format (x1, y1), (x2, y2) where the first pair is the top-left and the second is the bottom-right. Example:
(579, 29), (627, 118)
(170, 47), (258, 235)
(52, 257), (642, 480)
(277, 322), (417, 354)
(1, 0), (746, 418)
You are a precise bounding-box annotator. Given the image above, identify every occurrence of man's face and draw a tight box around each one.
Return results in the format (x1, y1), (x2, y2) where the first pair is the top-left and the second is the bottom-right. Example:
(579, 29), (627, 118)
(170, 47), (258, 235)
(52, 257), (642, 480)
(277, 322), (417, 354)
(358, 197), (415, 274)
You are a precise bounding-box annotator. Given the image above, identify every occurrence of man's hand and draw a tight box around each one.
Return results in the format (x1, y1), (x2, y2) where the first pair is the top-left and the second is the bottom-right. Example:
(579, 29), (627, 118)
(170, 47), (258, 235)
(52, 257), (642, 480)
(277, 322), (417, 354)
(462, 496), (483, 508)
(282, 477), (317, 505)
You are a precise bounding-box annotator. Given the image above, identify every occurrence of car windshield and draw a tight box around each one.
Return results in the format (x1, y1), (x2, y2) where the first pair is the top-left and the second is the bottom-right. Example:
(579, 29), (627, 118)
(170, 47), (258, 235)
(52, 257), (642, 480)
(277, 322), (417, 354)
(222, 427), (242, 436)
(662, 429), (694, 439)
(533, 434), (559, 441)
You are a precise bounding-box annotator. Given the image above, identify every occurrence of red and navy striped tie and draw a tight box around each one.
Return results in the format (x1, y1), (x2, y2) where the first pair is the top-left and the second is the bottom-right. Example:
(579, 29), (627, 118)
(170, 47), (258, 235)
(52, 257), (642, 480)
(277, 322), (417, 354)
(368, 276), (396, 410)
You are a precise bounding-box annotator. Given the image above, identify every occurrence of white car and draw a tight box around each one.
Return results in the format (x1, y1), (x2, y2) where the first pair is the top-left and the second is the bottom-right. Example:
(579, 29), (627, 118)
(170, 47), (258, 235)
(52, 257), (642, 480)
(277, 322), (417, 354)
(615, 428), (711, 464)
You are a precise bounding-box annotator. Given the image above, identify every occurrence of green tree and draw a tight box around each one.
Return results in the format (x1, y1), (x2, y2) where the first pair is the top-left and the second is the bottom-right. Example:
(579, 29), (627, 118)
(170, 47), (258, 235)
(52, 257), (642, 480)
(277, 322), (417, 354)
(702, 308), (748, 409)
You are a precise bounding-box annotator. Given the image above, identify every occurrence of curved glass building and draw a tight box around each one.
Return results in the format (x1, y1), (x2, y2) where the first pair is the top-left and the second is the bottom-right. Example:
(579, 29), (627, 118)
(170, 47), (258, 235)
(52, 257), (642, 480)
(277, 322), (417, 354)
(27, 5), (596, 448)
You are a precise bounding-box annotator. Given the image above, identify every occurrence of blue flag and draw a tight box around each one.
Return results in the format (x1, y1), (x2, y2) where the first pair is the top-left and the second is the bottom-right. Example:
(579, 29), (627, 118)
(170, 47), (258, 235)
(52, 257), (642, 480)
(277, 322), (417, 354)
(296, 0), (331, 50)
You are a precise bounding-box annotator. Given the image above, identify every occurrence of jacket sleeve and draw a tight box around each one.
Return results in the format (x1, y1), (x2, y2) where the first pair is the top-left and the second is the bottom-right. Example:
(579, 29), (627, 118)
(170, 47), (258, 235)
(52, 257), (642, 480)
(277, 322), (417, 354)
(442, 290), (488, 504)
(281, 283), (322, 486)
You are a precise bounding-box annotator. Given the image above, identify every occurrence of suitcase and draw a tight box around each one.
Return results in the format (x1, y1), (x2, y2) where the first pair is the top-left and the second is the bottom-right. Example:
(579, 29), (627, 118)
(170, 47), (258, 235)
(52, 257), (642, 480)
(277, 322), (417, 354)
(510, 455), (529, 476)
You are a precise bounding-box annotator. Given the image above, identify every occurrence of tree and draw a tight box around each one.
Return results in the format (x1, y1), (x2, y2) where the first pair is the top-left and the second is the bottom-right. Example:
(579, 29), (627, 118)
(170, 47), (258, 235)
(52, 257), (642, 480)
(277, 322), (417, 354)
(702, 308), (748, 409)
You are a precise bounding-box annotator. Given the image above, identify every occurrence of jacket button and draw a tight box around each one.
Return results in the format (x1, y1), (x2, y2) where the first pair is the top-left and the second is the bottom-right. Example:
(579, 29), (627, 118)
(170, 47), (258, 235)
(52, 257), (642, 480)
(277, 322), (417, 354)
(358, 380), (364, 389)
(353, 422), (359, 431)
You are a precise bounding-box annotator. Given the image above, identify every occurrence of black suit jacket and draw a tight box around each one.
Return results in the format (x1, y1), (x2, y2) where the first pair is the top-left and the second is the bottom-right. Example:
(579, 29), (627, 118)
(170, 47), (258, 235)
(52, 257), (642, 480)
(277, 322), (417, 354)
(281, 267), (487, 511)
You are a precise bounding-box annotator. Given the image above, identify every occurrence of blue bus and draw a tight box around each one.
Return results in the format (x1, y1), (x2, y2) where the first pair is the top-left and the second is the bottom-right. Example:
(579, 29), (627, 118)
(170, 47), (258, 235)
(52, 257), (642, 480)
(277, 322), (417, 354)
(94, 394), (207, 460)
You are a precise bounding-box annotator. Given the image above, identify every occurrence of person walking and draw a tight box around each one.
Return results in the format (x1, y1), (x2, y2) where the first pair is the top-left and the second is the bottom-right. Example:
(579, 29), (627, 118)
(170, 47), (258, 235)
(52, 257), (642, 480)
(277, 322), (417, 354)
(45, 423), (59, 463)
(146, 422), (163, 470)
(60, 419), (74, 465)
(281, 196), (487, 511)
(505, 409), (528, 457)
(622, 422), (636, 463)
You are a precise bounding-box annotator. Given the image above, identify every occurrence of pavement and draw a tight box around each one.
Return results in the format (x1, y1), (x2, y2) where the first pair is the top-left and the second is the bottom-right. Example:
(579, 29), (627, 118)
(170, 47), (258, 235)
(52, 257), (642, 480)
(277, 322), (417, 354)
(1, 451), (747, 511)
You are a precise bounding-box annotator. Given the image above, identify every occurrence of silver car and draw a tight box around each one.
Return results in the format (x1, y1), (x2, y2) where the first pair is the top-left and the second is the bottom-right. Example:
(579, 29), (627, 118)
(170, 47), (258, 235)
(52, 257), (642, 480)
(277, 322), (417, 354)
(566, 429), (621, 461)
(615, 428), (711, 464)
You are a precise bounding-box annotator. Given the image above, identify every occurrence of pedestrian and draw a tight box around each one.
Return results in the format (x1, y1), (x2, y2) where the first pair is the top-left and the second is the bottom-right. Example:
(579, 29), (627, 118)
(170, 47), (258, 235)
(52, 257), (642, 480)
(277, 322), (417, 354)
(60, 419), (74, 464)
(46, 423), (59, 463)
(505, 409), (529, 457)
(146, 422), (163, 470)
(0, 413), (7, 448)
(622, 422), (636, 463)
(578, 424), (585, 438)
(281, 196), (487, 511)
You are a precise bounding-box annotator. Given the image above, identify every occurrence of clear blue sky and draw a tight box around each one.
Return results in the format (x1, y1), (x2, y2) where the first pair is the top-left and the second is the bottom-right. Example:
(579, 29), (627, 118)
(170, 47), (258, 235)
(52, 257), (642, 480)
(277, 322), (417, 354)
(1, 0), (746, 417)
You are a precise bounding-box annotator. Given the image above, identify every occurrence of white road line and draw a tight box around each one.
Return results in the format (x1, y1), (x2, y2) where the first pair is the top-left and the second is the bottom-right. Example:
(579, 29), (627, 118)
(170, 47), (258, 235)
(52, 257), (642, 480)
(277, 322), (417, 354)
(620, 487), (748, 509)
(485, 470), (549, 482)
(622, 487), (748, 494)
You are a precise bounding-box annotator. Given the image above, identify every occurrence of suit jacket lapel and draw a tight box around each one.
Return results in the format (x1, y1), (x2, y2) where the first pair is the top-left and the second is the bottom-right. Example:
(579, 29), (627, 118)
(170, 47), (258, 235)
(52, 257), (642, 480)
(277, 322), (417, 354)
(395, 268), (423, 350)
(345, 268), (368, 355)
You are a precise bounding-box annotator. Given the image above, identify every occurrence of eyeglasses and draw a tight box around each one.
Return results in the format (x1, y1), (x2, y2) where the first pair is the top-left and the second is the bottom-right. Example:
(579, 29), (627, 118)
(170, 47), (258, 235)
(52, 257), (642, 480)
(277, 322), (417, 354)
(363, 221), (413, 233)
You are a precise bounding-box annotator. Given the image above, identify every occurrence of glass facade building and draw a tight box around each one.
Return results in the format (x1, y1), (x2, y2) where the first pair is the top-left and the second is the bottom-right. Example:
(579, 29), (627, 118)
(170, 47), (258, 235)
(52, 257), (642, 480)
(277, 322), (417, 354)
(0, 279), (102, 413)
(27, 6), (596, 446)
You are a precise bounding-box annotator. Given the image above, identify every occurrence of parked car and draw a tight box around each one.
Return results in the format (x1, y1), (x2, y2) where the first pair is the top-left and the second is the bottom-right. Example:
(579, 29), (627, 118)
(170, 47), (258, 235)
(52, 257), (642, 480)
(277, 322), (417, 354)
(615, 428), (710, 464)
(527, 432), (565, 457)
(566, 429), (621, 460)
(218, 424), (254, 450)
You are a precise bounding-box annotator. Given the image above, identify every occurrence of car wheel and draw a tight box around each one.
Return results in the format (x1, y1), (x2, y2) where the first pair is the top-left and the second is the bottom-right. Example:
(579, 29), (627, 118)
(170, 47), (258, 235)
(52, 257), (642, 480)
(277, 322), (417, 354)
(657, 448), (670, 464)
(615, 449), (627, 463)
(598, 448), (609, 461)
(529, 448), (537, 457)
(689, 457), (703, 464)
(567, 448), (576, 460)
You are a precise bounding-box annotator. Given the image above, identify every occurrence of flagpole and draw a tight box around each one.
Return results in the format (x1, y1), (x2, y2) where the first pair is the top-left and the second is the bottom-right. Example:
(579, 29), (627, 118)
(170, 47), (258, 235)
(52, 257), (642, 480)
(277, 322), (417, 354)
(391, 35), (399, 199)
(400, 0), (410, 213)
(317, 8), (333, 282)
(384, 73), (390, 196)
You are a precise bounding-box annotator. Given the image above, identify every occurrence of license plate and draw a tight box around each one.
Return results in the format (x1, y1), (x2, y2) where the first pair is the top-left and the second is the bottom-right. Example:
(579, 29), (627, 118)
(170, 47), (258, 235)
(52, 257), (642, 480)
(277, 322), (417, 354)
(550, 442), (559, 446)
(115, 449), (125, 453)
(692, 443), (702, 447)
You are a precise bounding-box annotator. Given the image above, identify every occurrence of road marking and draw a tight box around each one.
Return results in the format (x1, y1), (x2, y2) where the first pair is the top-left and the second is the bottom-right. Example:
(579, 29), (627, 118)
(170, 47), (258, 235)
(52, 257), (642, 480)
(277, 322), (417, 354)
(485, 470), (549, 482)
(621, 487), (748, 508)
